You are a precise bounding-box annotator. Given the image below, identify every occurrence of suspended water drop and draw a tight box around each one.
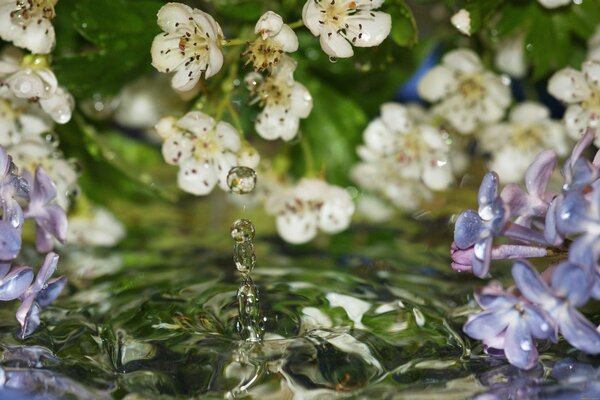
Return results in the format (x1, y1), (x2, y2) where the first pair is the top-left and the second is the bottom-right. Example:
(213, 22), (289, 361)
(231, 219), (255, 243)
(43, 132), (59, 147)
(237, 276), (263, 342)
(328, 56), (338, 63)
(227, 166), (257, 194)
(234, 246), (256, 275)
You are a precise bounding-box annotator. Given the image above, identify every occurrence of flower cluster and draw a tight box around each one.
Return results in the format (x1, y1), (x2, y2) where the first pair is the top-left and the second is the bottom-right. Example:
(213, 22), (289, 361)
(0, 146), (67, 337)
(352, 102), (454, 211)
(453, 126), (600, 369)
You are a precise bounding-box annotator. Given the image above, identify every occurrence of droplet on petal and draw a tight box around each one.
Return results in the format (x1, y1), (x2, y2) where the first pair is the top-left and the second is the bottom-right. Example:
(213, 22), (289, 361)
(227, 166), (257, 194)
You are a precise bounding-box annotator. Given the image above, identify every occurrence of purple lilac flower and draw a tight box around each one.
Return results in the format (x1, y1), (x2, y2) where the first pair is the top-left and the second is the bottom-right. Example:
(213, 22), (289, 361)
(0, 148), (29, 230)
(454, 172), (509, 277)
(513, 260), (600, 354)
(16, 252), (67, 338)
(463, 278), (556, 370)
(23, 166), (68, 253)
(451, 243), (547, 273)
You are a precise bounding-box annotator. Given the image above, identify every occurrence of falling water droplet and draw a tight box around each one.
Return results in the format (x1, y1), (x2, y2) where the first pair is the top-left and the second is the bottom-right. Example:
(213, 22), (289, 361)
(234, 242), (256, 274)
(43, 132), (59, 147)
(231, 219), (255, 243)
(227, 166), (257, 195)
(328, 56), (338, 63)
(237, 276), (263, 342)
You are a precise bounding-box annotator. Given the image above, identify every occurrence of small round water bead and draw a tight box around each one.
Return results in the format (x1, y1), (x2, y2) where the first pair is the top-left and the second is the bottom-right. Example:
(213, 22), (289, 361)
(227, 166), (257, 194)
(230, 219), (255, 243)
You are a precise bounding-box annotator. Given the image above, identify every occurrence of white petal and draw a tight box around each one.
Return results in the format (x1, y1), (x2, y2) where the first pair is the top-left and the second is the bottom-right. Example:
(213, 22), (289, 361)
(494, 34), (526, 78)
(537, 0), (572, 8)
(318, 187), (354, 233)
(564, 105), (592, 140)
(548, 68), (590, 103)
(276, 209), (318, 244)
(156, 2), (193, 33)
(274, 25), (299, 52)
(289, 82), (312, 118)
(478, 96), (506, 124)
(151, 34), (184, 73)
(348, 11), (391, 48)
(419, 126), (447, 149)
(583, 60), (600, 88)
(356, 195), (394, 222)
(177, 160), (218, 195)
(380, 103), (412, 133)
(450, 9), (471, 36)
(38, 87), (74, 124)
(319, 26), (353, 58)
(171, 63), (202, 92)
(422, 162), (453, 190)
(443, 49), (482, 73)
(215, 152), (238, 190)
(255, 11), (283, 38)
(162, 133), (194, 165)
(204, 42), (224, 79)
(510, 101), (549, 123)
(295, 178), (329, 200)
(15, 21), (55, 54)
(215, 121), (241, 152)
(155, 116), (179, 139)
(483, 73), (512, 108)
(237, 146), (260, 169)
(417, 66), (455, 102)
(255, 105), (300, 141)
(362, 118), (395, 154)
(301, 0), (323, 36)
(7, 70), (45, 99)
(177, 111), (215, 135)
(443, 103), (478, 134)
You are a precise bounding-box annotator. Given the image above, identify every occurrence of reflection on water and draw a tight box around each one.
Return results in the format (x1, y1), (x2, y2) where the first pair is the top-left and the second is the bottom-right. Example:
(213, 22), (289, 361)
(0, 219), (599, 399)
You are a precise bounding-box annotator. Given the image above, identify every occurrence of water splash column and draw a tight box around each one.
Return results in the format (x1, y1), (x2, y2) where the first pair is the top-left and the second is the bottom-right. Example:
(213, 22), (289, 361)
(227, 166), (264, 342)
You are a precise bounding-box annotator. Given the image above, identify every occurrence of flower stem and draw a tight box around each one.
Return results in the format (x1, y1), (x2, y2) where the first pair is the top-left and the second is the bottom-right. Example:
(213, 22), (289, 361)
(288, 20), (304, 29)
(300, 137), (316, 177)
(223, 38), (249, 47)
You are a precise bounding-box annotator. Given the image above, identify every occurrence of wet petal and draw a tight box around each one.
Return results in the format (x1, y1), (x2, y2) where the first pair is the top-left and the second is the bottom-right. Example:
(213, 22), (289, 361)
(478, 172), (500, 207)
(475, 283), (517, 309)
(569, 234), (600, 270)
(504, 319), (538, 370)
(558, 306), (600, 354)
(472, 237), (492, 278)
(0, 221), (21, 260)
(512, 261), (554, 305)
(524, 304), (557, 341)
(348, 12), (391, 48)
(215, 121), (242, 152)
(551, 262), (592, 307)
(319, 26), (353, 58)
(16, 296), (40, 338)
(36, 204), (68, 244)
(544, 197), (563, 246)
(501, 184), (530, 218)
(36, 276), (67, 308)
(525, 150), (557, 198)
(156, 2), (193, 32)
(33, 252), (59, 292)
(0, 266), (33, 301)
(454, 210), (485, 249)
(289, 82), (313, 119)
(463, 309), (512, 340)
(177, 160), (218, 195)
(32, 166), (57, 205)
(255, 105), (300, 141)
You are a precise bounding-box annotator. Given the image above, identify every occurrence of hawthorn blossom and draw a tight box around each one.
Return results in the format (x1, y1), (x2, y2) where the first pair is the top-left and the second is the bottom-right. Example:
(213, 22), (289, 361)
(265, 178), (354, 244)
(548, 60), (600, 144)
(247, 56), (312, 141)
(0, 48), (73, 124)
(588, 25), (600, 61)
(302, 0), (391, 59)
(244, 11), (298, 72)
(0, 97), (52, 147)
(151, 2), (224, 92)
(23, 165), (67, 252)
(67, 206), (125, 247)
(351, 102), (454, 211)
(450, 9), (471, 36)
(537, 0), (572, 8)
(155, 111), (258, 195)
(418, 49), (511, 135)
(0, 0), (57, 54)
(16, 252), (66, 338)
(480, 102), (568, 183)
(494, 33), (526, 78)
(463, 281), (556, 369)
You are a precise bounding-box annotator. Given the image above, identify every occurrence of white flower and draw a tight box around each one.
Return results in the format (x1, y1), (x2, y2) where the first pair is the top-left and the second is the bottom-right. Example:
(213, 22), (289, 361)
(247, 56), (312, 141)
(450, 9), (471, 36)
(352, 102), (454, 210)
(302, 0), (391, 59)
(548, 60), (600, 144)
(0, 48), (73, 123)
(155, 111), (257, 196)
(151, 2), (224, 92)
(588, 25), (600, 61)
(244, 11), (298, 72)
(479, 102), (569, 182)
(68, 206), (125, 247)
(265, 178), (354, 244)
(537, 0), (571, 8)
(0, 0), (57, 54)
(494, 33), (526, 78)
(417, 48), (511, 134)
(0, 97), (52, 147)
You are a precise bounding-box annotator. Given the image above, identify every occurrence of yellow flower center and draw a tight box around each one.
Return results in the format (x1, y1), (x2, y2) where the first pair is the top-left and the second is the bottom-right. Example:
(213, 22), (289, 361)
(583, 88), (600, 115)
(457, 75), (485, 102)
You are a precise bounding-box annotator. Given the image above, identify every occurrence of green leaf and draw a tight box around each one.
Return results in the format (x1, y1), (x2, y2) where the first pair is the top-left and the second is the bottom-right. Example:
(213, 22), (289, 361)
(53, 0), (162, 98)
(462, 0), (505, 33)
(292, 81), (367, 186)
(385, 0), (418, 47)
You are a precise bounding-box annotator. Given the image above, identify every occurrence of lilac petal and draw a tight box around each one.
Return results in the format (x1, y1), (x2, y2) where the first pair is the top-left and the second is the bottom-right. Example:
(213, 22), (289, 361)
(501, 184), (530, 218)
(504, 319), (538, 370)
(565, 127), (594, 176)
(558, 306), (600, 354)
(463, 309), (512, 340)
(569, 234), (600, 270)
(454, 210), (485, 249)
(523, 304), (557, 342)
(0, 262), (10, 279)
(35, 226), (54, 254)
(0, 266), (33, 301)
(33, 252), (59, 292)
(591, 276), (600, 300)
(0, 148), (9, 175)
(472, 237), (492, 278)
(37, 204), (68, 243)
(544, 197), (563, 246)
(32, 166), (57, 204)
(512, 261), (554, 305)
(3, 197), (24, 229)
(478, 172), (500, 207)
(0, 221), (21, 260)
(36, 276), (66, 307)
(474, 283), (517, 309)
(488, 198), (508, 234)
(556, 192), (589, 236)
(16, 295), (40, 338)
(551, 262), (592, 307)
(569, 158), (597, 190)
(525, 150), (556, 197)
